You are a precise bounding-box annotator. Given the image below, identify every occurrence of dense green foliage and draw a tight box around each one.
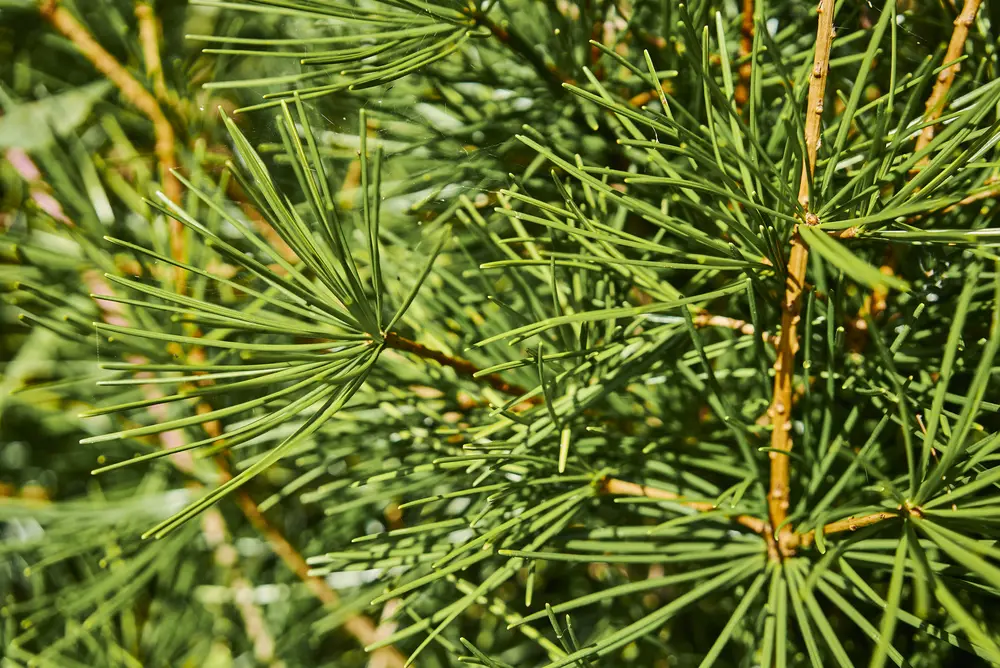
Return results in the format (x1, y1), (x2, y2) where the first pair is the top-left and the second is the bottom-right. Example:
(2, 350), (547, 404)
(3, 1), (1000, 666)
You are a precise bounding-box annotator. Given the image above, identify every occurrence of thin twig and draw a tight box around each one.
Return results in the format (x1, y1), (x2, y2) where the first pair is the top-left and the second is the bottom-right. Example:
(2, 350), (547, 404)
(601, 477), (767, 534)
(734, 0), (754, 106)
(767, 0), (835, 557)
(693, 312), (775, 345)
(602, 483), (903, 551)
(384, 309), (773, 404)
(134, 2), (170, 104)
(831, 177), (1000, 240)
(384, 331), (540, 401)
(788, 511), (900, 549)
(914, 0), (983, 158)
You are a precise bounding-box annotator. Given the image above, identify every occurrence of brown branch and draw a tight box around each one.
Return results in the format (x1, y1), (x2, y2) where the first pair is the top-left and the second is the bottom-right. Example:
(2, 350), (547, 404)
(384, 308), (775, 409)
(831, 176), (1000, 240)
(602, 479), (903, 553)
(734, 0), (754, 107)
(38, 0), (183, 255)
(914, 0), (983, 158)
(941, 177), (1000, 213)
(767, 0), (836, 558)
(384, 331), (540, 402)
(134, 2), (169, 104)
(693, 312), (775, 346)
(796, 6), (835, 208)
(788, 511), (900, 549)
(601, 477), (767, 534)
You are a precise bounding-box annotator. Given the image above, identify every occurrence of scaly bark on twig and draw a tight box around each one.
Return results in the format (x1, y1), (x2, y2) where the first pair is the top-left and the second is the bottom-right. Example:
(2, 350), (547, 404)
(914, 0), (983, 158)
(767, 0), (836, 557)
(735, 0), (755, 106)
(789, 511), (901, 550)
(601, 477), (767, 534)
(134, 2), (170, 104)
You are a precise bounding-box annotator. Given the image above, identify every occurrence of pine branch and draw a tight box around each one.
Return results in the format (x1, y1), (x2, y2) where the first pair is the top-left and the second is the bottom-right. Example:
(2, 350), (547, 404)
(693, 312), (775, 346)
(601, 477), (767, 534)
(735, 0), (754, 106)
(767, 0), (835, 556)
(789, 511), (901, 550)
(134, 2), (170, 105)
(914, 0), (983, 157)
(831, 178), (1000, 240)
(384, 311), (771, 405)
(384, 331), (539, 401)
(11, 151), (404, 664)
(10, 2), (1000, 663)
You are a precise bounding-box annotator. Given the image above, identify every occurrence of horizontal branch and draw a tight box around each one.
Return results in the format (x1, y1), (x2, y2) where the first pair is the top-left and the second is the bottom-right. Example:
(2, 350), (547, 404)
(789, 511), (900, 549)
(693, 312), (775, 345)
(384, 307), (770, 404)
(831, 179), (1000, 240)
(384, 331), (539, 401)
(601, 477), (767, 534)
(604, 478), (903, 553)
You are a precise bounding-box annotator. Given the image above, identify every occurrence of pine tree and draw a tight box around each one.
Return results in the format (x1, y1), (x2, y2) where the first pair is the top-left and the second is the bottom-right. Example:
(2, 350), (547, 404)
(3, 0), (1000, 665)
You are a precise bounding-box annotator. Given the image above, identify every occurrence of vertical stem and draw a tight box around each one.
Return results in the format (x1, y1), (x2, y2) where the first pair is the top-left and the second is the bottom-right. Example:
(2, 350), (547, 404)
(914, 0), (983, 156)
(796, 2), (835, 209)
(735, 0), (754, 106)
(767, 0), (836, 555)
(134, 2), (170, 104)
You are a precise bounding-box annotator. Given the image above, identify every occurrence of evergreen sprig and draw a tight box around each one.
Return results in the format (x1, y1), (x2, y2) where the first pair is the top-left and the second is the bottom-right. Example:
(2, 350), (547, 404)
(3, 0), (1000, 666)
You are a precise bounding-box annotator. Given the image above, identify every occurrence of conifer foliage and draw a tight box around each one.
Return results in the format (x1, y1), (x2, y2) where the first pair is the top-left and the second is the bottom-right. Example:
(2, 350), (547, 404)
(3, 0), (1000, 665)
